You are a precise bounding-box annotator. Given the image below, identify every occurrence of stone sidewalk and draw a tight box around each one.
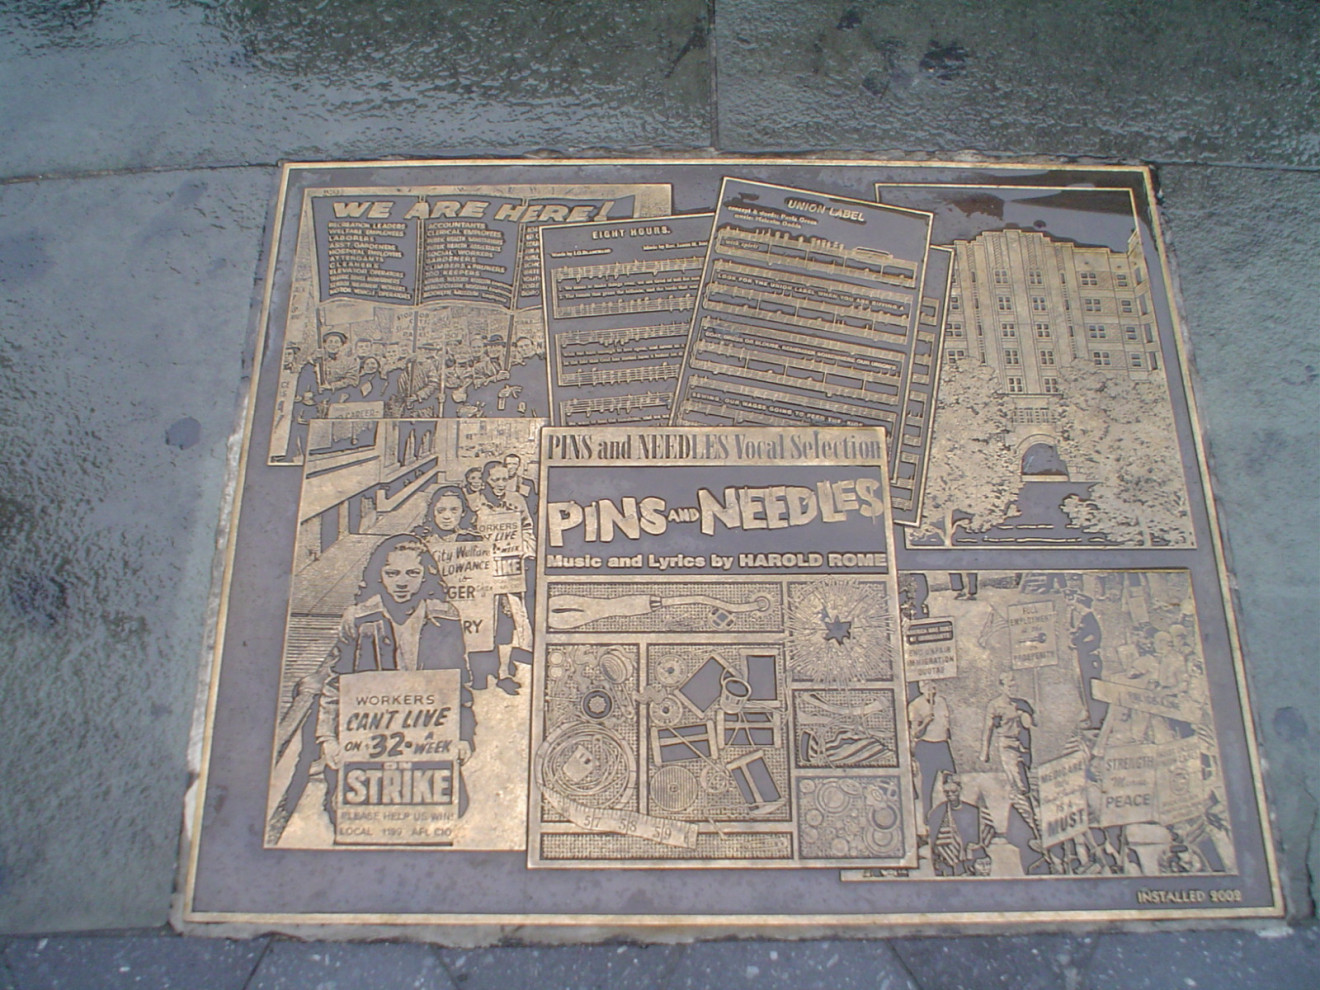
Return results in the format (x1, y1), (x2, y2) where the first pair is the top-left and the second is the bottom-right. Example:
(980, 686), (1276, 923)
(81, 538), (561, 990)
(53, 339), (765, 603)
(1, 929), (1318, 989)
(0, 0), (1316, 984)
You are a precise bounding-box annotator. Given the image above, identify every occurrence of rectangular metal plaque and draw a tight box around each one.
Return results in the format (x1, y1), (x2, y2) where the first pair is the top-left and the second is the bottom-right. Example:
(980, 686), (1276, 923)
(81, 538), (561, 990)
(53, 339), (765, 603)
(181, 159), (1282, 933)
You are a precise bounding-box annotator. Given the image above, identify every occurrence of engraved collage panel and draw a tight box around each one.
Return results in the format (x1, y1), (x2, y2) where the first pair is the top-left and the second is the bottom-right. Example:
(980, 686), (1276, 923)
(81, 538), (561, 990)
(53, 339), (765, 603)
(532, 577), (910, 867)
(786, 578), (897, 683)
(671, 179), (936, 524)
(269, 183), (672, 464)
(541, 214), (714, 426)
(538, 643), (641, 824)
(645, 643), (791, 824)
(265, 417), (541, 852)
(529, 426), (916, 868)
(185, 161), (1280, 928)
(845, 569), (1234, 881)
(875, 183), (1195, 549)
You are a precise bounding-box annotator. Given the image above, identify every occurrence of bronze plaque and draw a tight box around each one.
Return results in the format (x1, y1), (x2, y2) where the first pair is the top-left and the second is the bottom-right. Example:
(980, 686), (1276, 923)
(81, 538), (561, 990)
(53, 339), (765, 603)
(180, 160), (1281, 933)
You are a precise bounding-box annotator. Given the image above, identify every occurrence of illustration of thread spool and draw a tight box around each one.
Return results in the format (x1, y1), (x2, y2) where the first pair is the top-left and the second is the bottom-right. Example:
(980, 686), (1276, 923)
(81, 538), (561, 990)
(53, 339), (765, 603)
(654, 655), (686, 686)
(651, 765), (699, 814)
(719, 675), (751, 714)
(581, 689), (613, 721)
(599, 650), (629, 683)
(650, 694), (685, 726)
(700, 764), (733, 795)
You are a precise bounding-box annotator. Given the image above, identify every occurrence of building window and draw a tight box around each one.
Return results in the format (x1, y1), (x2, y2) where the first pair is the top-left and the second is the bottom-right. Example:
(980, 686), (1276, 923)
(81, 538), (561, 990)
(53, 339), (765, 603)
(1040, 349), (1055, 366)
(1121, 299), (1134, 314)
(1087, 324), (1107, 339)
(1124, 325), (1139, 341)
(1144, 323), (1154, 343)
(1007, 376), (1025, 394)
(1092, 351), (1111, 366)
(1079, 271), (1099, 285)
(1031, 295), (1047, 312)
(1148, 350), (1160, 370)
(1001, 322), (1017, 337)
(1043, 377), (1060, 393)
(1015, 407), (1055, 424)
(1004, 348), (1021, 365)
(949, 347), (967, 359)
(997, 295), (1012, 311)
(1116, 272), (1129, 287)
(1135, 267), (1144, 284)
(949, 295), (961, 311)
(1028, 270), (1043, 285)
(994, 269), (1009, 284)
(1139, 295), (1150, 315)
(947, 321), (964, 337)
(1083, 297), (1103, 312)
(1035, 322), (1052, 338)
(1130, 352), (1144, 369)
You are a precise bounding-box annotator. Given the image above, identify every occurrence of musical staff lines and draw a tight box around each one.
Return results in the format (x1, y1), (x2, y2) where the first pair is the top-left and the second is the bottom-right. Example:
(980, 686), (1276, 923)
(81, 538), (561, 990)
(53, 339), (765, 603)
(705, 258), (913, 337)
(682, 374), (900, 430)
(715, 227), (919, 288)
(550, 257), (703, 319)
(543, 214), (715, 428)
(558, 362), (681, 388)
(559, 391), (673, 424)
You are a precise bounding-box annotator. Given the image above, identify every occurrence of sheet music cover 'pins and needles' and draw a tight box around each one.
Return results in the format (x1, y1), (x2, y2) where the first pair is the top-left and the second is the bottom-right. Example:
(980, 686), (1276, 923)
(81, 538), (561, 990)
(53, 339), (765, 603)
(530, 426), (914, 868)
(181, 161), (1281, 930)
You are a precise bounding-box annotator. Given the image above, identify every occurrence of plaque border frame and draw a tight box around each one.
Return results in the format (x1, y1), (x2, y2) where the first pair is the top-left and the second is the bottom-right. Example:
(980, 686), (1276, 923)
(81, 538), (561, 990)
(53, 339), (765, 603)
(177, 158), (1284, 930)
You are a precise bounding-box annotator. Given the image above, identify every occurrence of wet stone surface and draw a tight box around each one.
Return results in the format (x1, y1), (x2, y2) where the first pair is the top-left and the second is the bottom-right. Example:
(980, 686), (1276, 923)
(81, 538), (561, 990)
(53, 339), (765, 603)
(1, 930), (1316, 989)
(442, 943), (683, 990)
(2, 934), (268, 990)
(0, 167), (272, 932)
(247, 940), (452, 990)
(0, 0), (714, 177)
(891, 934), (1097, 990)
(1158, 164), (1320, 918)
(715, 0), (1320, 166)
(667, 940), (919, 990)
(1083, 926), (1320, 989)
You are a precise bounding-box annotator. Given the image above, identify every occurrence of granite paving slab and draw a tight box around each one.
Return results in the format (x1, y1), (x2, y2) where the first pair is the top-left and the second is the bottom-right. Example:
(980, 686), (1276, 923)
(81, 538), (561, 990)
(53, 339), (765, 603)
(891, 933), (1097, 990)
(1, 933), (267, 990)
(0, 0), (713, 179)
(439, 943), (683, 990)
(666, 939), (919, 990)
(714, 0), (1320, 167)
(1083, 926), (1320, 989)
(247, 939), (452, 990)
(1157, 164), (1320, 917)
(0, 166), (274, 933)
